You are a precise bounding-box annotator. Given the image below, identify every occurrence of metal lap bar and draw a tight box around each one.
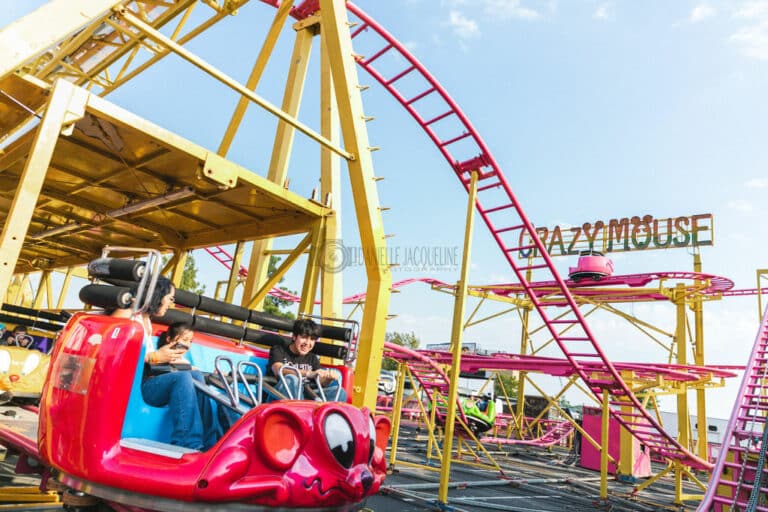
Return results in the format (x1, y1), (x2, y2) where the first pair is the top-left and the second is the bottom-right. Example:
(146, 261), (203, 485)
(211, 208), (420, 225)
(236, 361), (263, 407)
(311, 375), (327, 402)
(306, 374), (341, 402)
(214, 355), (239, 407)
(278, 365), (302, 400)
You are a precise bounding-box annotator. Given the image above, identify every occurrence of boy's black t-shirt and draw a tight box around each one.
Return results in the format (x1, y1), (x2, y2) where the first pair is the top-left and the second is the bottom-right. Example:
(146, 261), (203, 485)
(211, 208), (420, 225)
(268, 343), (319, 377)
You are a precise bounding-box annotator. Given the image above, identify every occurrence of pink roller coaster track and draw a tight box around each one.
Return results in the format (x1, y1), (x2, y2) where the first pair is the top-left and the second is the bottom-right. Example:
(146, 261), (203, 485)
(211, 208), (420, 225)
(382, 343), (738, 450)
(202, 0), (740, 470)
(698, 307), (768, 511)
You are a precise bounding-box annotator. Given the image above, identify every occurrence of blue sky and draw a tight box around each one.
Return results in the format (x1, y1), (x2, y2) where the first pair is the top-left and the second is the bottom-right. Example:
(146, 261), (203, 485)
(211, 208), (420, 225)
(3, 1), (768, 418)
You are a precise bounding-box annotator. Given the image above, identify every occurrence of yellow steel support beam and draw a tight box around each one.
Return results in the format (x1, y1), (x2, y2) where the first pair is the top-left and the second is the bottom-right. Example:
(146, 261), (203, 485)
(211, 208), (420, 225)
(56, 267), (77, 309)
(224, 242), (246, 304)
(245, 233), (313, 309)
(319, 0), (391, 409)
(387, 362), (407, 468)
(243, 21), (316, 311)
(168, 250), (188, 288)
(619, 370), (635, 478)
(674, 283), (691, 453)
(0, 79), (87, 303)
(115, 8), (352, 160)
(601, 389), (610, 500)
(438, 171), (478, 504)
(516, 279), (532, 437)
(299, 220), (324, 316)
(217, 0), (294, 156)
(0, 0), (119, 79)
(32, 270), (53, 309)
(320, 30), (343, 320)
(693, 253), (708, 462)
(759, 269), (768, 321)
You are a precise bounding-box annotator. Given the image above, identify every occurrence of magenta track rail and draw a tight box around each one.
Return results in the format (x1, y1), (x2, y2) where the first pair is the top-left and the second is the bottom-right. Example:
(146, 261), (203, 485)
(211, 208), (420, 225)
(698, 307), (768, 511)
(238, 1), (716, 469)
(340, 1), (712, 470)
(480, 420), (574, 447)
(382, 341), (471, 431)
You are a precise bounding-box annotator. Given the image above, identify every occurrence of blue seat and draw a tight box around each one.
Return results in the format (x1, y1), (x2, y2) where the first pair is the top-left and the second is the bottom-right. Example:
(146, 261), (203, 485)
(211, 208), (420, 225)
(121, 338), (269, 443)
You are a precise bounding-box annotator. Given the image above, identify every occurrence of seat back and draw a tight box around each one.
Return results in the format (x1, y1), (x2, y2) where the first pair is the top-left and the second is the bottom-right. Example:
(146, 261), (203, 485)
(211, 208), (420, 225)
(120, 333), (270, 443)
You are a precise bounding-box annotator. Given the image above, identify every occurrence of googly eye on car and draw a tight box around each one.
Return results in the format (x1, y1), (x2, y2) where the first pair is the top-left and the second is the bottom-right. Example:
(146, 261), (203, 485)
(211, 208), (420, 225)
(325, 412), (355, 468)
(22, 353), (41, 375)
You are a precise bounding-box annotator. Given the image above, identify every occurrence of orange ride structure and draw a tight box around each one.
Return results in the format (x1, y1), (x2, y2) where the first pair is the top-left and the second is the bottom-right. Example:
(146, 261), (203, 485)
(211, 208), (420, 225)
(1, 2), (767, 511)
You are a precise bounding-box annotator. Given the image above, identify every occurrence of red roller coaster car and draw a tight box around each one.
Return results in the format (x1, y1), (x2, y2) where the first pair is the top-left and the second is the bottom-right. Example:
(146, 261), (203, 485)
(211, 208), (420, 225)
(0, 250), (391, 512)
(568, 250), (614, 282)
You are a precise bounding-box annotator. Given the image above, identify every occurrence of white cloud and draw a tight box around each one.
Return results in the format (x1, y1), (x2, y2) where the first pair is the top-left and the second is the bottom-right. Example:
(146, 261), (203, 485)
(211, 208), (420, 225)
(594, 4), (612, 21)
(727, 199), (755, 212)
(447, 10), (479, 40)
(690, 3), (716, 23)
(731, 1), (768, 59)
(483, 0), (541, 20)
(734, 1), (768, 20)
(746, 177), (768, 188)
(731, 23), (768, 59)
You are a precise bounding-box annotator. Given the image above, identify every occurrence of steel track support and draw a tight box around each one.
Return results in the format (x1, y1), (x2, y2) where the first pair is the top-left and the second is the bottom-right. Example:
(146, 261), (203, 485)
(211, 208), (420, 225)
(387, 362), (408, 469)
(438, 170), (478, 504)
(693, 253), (709, 462)
(515, 266), (532, 438)
(601, 388), (610, 500)
(673, 283), (693, 504)
(618, 370), (636, 479)
(319, 0), (391, 409)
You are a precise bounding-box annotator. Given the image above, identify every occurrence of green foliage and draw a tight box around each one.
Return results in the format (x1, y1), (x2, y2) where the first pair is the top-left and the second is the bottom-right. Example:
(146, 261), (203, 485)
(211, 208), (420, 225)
(178, 254), (205, 295)
(494, 371), (519, 399)
(162, 254), (205, 295)
(381, 331), (420, 371)
(263, 255), (295, 319)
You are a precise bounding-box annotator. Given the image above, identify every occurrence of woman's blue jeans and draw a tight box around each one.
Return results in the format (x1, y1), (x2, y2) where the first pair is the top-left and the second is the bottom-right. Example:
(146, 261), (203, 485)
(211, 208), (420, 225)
(141, 370), (217, 450)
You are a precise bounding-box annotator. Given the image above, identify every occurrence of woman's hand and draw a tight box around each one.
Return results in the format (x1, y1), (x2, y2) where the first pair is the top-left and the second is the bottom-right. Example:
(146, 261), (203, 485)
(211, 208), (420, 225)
(150, 344), (188, 364)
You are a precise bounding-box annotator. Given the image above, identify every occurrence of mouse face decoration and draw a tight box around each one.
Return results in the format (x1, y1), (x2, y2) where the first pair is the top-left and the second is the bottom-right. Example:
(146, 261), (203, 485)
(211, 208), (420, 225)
(0, 346), (49, 400)
(195, 401), (391, 509)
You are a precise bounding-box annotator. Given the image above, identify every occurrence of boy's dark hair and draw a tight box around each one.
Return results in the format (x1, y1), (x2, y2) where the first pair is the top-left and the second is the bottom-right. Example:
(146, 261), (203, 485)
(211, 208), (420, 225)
(157, 321), (193, 348)
(292, 318), (321, 340)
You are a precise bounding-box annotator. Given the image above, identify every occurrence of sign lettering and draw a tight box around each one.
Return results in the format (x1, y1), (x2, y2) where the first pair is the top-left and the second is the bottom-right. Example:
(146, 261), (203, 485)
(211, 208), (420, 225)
(518, 213), (714, 258)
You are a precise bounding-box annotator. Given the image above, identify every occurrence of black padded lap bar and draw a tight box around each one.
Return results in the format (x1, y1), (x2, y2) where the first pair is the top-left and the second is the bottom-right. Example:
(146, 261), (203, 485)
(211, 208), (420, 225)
(154, 309), (347, 360)
(79, 284), (134, 310)
(87, 258), (146, 282)
(0, 313), (64, 333)
(169, 289), (351, 342)
(1, 303), (71, 323)
(97, 278), (353, 343)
